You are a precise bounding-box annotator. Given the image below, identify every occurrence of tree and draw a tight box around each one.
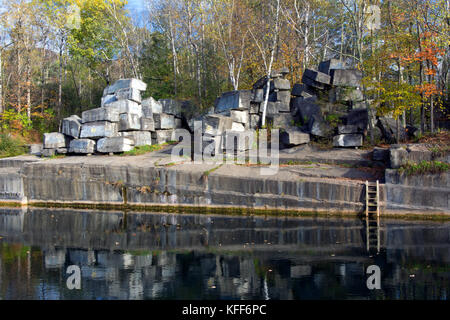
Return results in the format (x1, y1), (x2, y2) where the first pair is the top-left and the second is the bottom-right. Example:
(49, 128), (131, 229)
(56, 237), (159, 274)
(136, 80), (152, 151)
(68, 0), (128, 84)
(210, 0), (249, 91)
(414, 31), (444, 133)
(140, 32), (174, 100)
(247, 0), (282, 127)
(38, 0), (81, 120)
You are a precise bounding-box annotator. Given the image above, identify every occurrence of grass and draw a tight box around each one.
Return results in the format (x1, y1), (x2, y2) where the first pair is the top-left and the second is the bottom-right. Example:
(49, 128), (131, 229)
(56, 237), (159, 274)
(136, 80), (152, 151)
(0, 133), (28, 158)
(164, 162), (177, 167)
(325, 113), (342, 127)
(282, 160), (314, 166)
(429, 145), (450, 158)
(120, 142), (170, 156)
(310, 139), (333, 150)
(48, 154), (66, 160)
(203, 164), (224, 177)
(399, 160), (450, 176)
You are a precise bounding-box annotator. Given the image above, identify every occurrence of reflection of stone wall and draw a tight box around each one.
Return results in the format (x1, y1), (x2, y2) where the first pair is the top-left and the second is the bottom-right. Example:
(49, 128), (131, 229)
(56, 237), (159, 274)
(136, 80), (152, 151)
(1, 208), (448, 264)
(1, 208), (449, 300)
(0, 208), (25, 233)
(2, 208), (368, 252)
(386, 221), (450, 263)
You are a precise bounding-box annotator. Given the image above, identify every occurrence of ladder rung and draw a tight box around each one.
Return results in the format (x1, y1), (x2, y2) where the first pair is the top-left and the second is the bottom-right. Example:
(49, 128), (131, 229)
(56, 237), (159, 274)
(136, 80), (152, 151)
(365, 180), (381, 217)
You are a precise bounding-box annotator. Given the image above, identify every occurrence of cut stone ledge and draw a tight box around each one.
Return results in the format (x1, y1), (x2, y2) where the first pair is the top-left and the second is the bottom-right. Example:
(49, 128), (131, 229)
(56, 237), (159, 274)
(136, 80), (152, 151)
(120, 131), (152, 147)
(103, 78), (147, 96)
(82, 107), (119, 123)
(96, 137), (135, 153)
(43, 132), (70, 149)
(333, 134), (363, 148)
(69, 139), (96, 154)
(80, 122), (118, 139)
(119, 113), (141, 131)
(61, 115), (82, 138)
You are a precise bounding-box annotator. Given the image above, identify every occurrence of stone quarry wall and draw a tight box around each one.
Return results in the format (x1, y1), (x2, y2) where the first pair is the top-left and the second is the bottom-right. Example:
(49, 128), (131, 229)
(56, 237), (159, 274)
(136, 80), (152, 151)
(19, 161), (366, 214)
(388, 144), (450, 169)
(385, 169), (450, 214)
(1, 159), (449, 216)
(0, 168), (25, 203)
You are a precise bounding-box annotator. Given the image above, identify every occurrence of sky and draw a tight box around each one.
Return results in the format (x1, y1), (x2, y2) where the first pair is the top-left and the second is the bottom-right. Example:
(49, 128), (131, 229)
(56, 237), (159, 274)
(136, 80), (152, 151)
(126, 0), (147, 14)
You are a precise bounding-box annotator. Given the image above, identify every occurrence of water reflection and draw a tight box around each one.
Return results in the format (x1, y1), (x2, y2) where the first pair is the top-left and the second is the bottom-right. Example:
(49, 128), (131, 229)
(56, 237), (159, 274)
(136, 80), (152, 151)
(0, 208), (448, 300)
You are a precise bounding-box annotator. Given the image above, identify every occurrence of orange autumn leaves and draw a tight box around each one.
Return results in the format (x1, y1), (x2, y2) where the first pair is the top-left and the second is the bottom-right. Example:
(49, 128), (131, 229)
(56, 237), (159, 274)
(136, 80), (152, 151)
(403, 32), (444, 98)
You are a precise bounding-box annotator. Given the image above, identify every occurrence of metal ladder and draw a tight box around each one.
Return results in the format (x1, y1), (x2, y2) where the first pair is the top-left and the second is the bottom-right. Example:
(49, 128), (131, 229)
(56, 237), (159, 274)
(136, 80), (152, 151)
(365, 180), (381, 253)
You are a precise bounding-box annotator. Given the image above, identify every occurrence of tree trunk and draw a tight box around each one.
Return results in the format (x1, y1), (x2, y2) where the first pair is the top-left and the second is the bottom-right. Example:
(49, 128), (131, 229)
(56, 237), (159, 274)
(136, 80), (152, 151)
(88, 69), (92, 107)
(41, 48), (46, 113)
(26, 62), (31, 120)
(425, 60), (435, 134)
(195, 49), (202, 103)
(0, 49), (3, 114)
(261, 0), (280, 127)
(430, 96), (434, 133)
(340, 23), (345, 61)
(200, 12), (207, 100)
(396, 117), (400, 143)
(303, 5), (310, 70)
(168, 15), (178, 96)
(17, 48), (21, 112)
(416, 23), (425, 134)
(58, 46), (63, 120)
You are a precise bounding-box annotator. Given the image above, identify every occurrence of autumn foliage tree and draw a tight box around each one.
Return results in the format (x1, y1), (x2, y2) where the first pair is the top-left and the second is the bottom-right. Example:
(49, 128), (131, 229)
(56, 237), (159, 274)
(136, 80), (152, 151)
(0, 0), (448, 144)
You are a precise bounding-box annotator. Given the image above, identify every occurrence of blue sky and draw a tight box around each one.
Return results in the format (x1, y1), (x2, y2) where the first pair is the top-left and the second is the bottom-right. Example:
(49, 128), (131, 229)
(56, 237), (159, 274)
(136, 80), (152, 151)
(126, 0), (146, 13)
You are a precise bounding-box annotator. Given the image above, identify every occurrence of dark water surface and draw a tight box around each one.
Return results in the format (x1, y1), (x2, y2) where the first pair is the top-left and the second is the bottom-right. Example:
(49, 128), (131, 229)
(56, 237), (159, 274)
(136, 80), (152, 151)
(0, 208), (448, 300)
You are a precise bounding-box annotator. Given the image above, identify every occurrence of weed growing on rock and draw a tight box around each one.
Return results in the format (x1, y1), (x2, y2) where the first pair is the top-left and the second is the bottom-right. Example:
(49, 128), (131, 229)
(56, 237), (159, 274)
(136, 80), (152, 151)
(399, 160), (449, 176)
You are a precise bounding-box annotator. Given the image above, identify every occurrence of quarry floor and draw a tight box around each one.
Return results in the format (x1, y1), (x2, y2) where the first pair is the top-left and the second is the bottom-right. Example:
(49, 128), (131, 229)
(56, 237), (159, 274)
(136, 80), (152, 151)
(1, 143), (383, 182)
(1, 144), (448, 219)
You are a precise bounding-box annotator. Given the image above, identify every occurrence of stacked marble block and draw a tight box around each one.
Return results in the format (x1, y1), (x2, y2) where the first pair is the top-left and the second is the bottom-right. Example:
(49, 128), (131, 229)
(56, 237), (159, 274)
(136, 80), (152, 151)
(42, 79), (154, 156)
(290, 59), (366, 148)
(252, 67), (294, 129)
(152, 99), (184, 145)
(202, 69), (310, 155)
(83, 78), (149, 153)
